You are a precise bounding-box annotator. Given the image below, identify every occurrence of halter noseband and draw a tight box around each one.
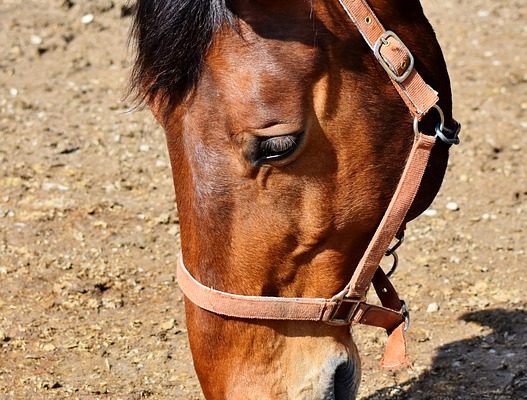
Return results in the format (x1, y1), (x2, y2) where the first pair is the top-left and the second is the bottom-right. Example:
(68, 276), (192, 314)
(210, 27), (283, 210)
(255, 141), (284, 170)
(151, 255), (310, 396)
(177, 0), (460, 370)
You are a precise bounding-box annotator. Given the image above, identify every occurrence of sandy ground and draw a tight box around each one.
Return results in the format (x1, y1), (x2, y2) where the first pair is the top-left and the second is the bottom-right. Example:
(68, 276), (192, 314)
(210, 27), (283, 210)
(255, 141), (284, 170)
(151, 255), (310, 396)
(0, 0), (525, 399)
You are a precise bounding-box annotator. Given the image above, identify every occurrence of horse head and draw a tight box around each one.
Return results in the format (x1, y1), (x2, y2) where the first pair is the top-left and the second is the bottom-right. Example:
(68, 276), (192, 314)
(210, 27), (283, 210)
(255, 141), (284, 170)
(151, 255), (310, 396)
(129, 0), (456, 398)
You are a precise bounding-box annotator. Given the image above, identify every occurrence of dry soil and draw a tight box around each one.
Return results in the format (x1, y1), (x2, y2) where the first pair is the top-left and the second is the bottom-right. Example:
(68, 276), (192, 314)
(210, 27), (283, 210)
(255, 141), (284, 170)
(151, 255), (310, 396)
(0, 0), (525, 399)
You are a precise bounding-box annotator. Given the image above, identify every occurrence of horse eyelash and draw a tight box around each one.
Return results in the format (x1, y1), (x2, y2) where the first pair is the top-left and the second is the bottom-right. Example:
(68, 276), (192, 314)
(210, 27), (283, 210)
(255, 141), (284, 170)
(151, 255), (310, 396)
(260, 136), (297, 153)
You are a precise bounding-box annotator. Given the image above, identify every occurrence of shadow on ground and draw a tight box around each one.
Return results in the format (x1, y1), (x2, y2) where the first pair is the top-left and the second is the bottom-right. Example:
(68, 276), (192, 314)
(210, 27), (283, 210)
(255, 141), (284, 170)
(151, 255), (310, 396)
(366, 309), (527, 400)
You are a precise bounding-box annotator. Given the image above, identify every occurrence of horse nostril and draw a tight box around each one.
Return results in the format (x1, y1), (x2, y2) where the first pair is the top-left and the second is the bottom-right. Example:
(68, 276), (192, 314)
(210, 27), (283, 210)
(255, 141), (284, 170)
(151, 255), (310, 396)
(333, 361), (358, 400)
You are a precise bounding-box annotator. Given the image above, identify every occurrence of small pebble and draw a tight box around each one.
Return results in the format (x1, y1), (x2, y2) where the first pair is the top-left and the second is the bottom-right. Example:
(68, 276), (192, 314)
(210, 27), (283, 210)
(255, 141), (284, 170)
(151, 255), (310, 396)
(388, 387), (403, 396)
(427, 303), (440, 313)
(160, 319), (176, 331)
(423, 208), (438, 217)
(9, 88), (18, 97)
(93, 220), (108, 229)
(0, 331), (9, 342)
(482, 213), (497, 221)
(30, 35), (43, 45)
(81, 14), (94, 24)
(42, 343), (56, 351)
(446, 201), (460, 211)
(168, 225), (179, 236)
(139, 144), (150, 152)
(156, 159), (167, 168)
(42, 182), (69, 191)
(449, 256), (461, 264)
(155, 213), (171, 225)
(10, 46), (21, 56)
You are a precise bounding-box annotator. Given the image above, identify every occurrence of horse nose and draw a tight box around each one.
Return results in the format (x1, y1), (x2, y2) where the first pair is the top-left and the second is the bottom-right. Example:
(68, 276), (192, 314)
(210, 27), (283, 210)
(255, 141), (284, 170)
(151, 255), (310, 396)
(325, 361), (358, 400)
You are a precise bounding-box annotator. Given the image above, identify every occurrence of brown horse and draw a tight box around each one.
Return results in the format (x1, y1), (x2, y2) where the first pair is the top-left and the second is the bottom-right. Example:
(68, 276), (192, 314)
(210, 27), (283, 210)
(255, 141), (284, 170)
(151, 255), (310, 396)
(129, 0), (457, 398)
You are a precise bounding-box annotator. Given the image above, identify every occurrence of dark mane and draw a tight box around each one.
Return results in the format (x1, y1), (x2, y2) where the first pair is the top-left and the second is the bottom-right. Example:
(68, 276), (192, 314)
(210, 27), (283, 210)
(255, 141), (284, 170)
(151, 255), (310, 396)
(128, 0), (232, 110)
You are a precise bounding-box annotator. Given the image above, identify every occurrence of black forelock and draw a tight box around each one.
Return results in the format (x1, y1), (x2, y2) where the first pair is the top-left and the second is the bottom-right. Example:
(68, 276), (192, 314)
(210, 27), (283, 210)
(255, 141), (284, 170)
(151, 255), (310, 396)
(128, 0), (232, 110)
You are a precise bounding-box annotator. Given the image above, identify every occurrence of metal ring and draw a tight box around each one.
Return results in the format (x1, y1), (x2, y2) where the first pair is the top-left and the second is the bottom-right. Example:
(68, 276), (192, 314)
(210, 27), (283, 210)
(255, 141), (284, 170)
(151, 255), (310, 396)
(386, 251), (399, 278)
(385, 233), (404, 256)
(401, 300), (411, 332)
(434, 104), (445, 132)
(436, 120), (461, 145)
(413, 104), (445, 137)
(413, 116), (420, 137)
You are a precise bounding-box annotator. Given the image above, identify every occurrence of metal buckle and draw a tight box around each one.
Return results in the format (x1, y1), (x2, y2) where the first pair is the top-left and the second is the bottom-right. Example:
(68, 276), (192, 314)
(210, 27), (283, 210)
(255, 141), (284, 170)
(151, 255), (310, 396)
(325, 297), (364, 326)
(373, 31), (415, 83)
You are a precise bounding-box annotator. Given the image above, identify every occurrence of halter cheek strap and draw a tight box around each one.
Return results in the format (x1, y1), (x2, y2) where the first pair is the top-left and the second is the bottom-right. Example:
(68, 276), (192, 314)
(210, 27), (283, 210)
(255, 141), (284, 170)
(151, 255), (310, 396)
(176, 0), (460, 371)
(338, 0), (439, 119)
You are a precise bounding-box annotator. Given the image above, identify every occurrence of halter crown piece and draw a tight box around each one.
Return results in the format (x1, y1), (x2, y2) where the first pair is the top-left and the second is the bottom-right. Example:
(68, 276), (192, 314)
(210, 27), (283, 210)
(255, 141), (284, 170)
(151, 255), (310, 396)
(177, 0), (460, 370)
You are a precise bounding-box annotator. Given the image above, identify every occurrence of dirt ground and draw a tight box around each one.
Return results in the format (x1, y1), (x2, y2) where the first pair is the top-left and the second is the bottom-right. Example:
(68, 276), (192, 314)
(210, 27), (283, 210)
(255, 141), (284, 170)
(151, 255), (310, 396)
(0, 0), (525, 399)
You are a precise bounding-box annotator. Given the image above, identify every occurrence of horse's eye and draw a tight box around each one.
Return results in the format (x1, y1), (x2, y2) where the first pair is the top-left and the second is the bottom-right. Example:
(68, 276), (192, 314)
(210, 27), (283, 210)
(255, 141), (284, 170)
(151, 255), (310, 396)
(255, 133), (303, 165)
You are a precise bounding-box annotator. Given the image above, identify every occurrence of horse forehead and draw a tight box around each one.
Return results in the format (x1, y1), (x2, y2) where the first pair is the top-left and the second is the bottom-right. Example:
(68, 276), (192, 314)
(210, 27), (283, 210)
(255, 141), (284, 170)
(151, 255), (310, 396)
(204, 17), (343, 127)
(206, 42), (316, 127)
